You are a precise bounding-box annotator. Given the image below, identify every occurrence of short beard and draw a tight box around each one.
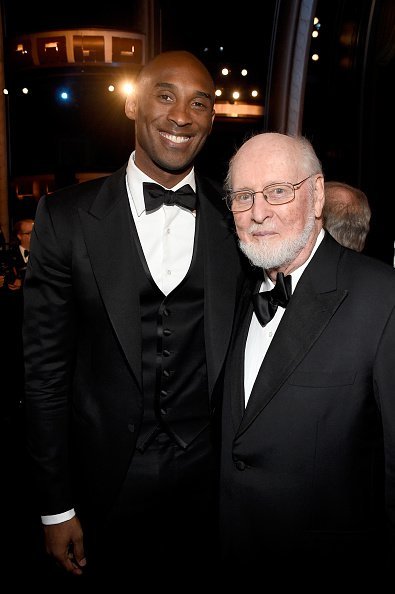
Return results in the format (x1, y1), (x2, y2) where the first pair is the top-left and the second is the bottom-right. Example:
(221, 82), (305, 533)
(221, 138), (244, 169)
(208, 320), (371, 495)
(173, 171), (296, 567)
(239, 209), (316, 270)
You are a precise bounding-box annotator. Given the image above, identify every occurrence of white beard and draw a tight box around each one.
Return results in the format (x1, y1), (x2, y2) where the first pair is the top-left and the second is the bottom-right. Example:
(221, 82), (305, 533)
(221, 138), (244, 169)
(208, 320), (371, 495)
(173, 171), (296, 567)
(239, 209), (316, 270)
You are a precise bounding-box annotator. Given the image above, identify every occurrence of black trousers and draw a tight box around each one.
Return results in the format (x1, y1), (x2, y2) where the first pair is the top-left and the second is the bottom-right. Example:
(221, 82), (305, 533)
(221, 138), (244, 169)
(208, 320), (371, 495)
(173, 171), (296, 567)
(81, 430), (219, 583)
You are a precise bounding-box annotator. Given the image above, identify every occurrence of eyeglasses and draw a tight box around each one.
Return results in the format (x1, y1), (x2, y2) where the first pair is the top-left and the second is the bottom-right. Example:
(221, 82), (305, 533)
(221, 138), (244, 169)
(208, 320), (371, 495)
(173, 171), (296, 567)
(21, 231), (32, 235)
(224, 174), (315, 213)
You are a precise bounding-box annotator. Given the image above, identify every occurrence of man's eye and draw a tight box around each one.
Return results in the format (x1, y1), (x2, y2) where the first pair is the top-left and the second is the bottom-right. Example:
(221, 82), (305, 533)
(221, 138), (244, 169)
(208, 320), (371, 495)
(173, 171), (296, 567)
(192, 100), (209, 109)
(236, 193), (253, 202)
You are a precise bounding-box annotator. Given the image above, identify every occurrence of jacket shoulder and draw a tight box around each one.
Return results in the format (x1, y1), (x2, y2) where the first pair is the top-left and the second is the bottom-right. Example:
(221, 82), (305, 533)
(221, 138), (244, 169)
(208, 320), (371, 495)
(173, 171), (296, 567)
(38, 166), (127, 213)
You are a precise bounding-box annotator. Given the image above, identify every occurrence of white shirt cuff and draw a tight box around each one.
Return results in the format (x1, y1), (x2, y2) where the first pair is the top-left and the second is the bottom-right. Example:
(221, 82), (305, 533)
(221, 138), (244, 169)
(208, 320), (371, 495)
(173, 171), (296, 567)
(41, 509), (76, 525)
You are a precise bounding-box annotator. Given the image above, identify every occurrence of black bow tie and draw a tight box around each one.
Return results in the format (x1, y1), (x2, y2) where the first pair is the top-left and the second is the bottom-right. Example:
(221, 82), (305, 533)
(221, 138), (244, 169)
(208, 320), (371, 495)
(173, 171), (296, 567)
(143, 182), (196, 213)
(252, 272), (292, 327)
(24, 249), (30, 258)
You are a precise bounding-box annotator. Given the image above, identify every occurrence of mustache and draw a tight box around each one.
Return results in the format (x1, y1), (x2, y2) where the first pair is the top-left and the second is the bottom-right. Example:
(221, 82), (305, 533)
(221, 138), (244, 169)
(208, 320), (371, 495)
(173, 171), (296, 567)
(247, 222), (275, 234)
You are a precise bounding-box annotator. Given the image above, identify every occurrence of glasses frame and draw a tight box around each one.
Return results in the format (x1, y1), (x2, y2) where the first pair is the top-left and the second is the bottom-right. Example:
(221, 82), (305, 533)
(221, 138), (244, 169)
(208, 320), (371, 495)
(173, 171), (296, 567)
(224, 174), (315, 213)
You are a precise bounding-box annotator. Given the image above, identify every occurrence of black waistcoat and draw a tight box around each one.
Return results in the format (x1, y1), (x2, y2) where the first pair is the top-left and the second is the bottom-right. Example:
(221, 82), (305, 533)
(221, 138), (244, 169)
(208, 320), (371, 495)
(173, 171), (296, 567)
(130, 213), (210, 451)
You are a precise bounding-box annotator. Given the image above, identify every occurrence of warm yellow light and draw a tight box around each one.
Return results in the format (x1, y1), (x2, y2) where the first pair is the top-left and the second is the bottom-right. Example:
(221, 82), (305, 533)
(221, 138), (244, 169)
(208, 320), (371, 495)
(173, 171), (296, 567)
(312, 30), (319, 38)
(215, 89), (222, 97)
(3, 89), (8, 95)
(251, 90), (258, 98)
(45, 42), (59, 51)
(314, 17), (319, 25)
(22, 87), (29, 94)
(241, 69), (247, 76)
(232, 91), (240, 100)
(312, 53), (319, 61)
(108, 85), (115, 92)
(123, 83), (134, 95)
(16, 44), (28, 54)
(221, 68), (229, 76)
(214, 102), (264, 118)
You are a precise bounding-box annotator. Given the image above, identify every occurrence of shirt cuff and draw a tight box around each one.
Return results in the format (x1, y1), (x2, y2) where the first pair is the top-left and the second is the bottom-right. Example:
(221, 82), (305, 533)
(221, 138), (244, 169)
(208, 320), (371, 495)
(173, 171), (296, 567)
(41, 509), (76, 525)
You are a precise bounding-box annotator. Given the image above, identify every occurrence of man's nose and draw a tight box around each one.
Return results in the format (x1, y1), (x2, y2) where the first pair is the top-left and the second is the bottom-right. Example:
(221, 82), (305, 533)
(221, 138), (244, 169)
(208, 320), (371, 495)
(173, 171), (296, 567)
(251, 192), (272, 220)
(168, 102), (192, 126)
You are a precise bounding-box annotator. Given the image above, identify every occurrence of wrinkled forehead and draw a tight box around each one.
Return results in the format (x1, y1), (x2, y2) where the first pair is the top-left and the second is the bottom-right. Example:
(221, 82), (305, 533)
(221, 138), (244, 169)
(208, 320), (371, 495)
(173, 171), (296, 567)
(231, 139), (301, 187)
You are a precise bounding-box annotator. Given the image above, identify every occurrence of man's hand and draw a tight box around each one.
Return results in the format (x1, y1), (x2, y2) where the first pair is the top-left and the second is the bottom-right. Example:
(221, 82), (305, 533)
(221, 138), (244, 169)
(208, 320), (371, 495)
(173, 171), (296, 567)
(7, 278), (22, 290)
(43, 516), (86, 576)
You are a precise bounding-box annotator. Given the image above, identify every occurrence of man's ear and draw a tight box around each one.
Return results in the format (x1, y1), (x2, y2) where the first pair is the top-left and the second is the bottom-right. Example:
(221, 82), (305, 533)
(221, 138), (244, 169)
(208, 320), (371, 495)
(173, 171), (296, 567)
(125, 93), (137, 121)
(314, 174), (325, 218)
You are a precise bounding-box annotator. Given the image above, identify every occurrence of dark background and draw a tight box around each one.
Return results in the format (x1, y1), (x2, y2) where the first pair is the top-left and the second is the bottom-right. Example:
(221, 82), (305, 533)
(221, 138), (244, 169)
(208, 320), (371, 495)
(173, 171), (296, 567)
(2, 0), (394, 263)
(2, 0), (275, 184)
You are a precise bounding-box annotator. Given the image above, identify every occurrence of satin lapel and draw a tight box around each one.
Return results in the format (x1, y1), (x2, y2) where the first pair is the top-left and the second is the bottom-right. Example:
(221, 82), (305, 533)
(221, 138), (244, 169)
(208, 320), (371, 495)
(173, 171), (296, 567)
(78, 167), (142, 389)
(197, 176), (242, 395)
(238, 233), (347, 437)
(228, 280), (255, 429)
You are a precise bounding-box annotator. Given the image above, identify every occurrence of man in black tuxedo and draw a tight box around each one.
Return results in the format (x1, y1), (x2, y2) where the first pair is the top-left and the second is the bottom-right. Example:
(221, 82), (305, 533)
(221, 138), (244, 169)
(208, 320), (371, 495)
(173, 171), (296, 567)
(7, 218), (34, 290)
(219, 132), (395, 584)
(23, 51), (244, 582)
(2, 219), (34, 417)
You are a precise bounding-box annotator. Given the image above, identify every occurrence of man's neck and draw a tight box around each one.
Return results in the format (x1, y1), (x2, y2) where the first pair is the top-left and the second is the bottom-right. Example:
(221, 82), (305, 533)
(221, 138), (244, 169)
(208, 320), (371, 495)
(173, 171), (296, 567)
(133, 149), (193, 189)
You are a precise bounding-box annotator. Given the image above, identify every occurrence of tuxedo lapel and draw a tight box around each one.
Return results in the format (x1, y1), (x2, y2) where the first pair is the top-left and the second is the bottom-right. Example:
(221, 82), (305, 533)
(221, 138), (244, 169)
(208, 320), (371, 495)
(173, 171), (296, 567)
(227, 280), (255, 429)
(78, 167), (142, 389)
(237, 234), (348, 437)
(197, 176), (241, 395)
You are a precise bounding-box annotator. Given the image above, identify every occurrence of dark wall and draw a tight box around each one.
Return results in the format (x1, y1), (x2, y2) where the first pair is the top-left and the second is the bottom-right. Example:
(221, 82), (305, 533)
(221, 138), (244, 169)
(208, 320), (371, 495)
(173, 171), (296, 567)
(302, 0), (395, 265)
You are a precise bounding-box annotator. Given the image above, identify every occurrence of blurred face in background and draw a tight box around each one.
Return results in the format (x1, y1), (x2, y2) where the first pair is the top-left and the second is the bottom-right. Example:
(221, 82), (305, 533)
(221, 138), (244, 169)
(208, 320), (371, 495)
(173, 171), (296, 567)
(17, 219), (34, 251)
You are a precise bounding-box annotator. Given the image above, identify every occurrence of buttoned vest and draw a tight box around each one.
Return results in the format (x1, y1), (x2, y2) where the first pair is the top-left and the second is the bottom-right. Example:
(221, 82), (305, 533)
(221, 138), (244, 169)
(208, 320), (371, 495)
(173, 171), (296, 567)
(131, 216), (210, 452)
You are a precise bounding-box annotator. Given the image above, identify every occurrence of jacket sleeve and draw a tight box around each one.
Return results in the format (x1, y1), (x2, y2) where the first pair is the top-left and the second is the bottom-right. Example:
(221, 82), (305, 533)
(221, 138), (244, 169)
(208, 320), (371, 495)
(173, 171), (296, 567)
(374, 304), (395, 562)
(23, 194), (75, 515)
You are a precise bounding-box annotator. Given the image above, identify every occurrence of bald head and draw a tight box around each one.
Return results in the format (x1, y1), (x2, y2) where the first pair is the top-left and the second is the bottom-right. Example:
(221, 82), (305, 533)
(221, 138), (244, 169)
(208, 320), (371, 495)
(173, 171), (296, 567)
(225, 133), (322, 191)
(125, 50), (216, 184)
(136, 51), (215, 103)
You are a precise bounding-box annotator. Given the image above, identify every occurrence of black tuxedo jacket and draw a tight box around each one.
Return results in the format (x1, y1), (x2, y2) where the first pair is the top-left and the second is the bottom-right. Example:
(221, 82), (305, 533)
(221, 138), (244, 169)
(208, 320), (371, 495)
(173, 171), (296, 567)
(220, 232), (395, 574)
(7, 245), (27, 283)
(23, 165), (244, 517)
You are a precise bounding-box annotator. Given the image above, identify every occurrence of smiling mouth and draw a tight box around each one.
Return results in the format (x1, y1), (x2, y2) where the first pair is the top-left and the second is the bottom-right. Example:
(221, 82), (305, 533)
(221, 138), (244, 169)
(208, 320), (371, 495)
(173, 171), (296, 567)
(160, 131), (191, 144)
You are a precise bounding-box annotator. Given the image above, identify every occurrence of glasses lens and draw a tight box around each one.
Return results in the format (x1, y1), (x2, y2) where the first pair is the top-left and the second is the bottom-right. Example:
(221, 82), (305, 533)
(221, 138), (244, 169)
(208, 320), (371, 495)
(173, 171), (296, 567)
(229, 191), (254, 212)
(265, 184), (294, 204)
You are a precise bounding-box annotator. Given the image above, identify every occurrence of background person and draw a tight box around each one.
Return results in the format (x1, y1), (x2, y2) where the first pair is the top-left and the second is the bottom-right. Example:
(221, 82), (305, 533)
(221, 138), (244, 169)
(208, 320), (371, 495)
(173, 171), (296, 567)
(220, 132), (395, 584)
(7, 218), (34, 290)
(23, 50), (244, 582)
(1, 219), (34, 419)
(323, 180), (371, 251)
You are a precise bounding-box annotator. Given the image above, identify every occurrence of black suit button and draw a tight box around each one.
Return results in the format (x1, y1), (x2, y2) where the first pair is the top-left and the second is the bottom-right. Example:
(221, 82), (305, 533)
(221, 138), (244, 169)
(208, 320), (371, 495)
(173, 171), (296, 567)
(160, 408), (167, 415)
(160, 390), (168, 397)
(163, 369), (170, 377)
(163, 350), (170, 357)
(163, 328), (172, 336)
(156, 433), (169, 445)
(162, 308), (170, 317)
(127, 424), (135, 433)
(235, 460), (246, 471)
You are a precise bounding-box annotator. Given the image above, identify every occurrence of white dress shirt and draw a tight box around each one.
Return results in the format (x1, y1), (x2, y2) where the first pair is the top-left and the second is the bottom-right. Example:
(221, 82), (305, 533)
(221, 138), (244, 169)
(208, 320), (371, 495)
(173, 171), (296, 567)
(244, 229), (325, 406)
(126, 151), (197, 295)
(42, 151), (198, 525)
(19, 244), (29, 263)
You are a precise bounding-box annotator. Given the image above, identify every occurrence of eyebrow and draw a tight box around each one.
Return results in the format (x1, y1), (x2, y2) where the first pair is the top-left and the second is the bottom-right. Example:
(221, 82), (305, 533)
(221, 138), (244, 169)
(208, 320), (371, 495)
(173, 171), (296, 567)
(155, 82), (212, 101)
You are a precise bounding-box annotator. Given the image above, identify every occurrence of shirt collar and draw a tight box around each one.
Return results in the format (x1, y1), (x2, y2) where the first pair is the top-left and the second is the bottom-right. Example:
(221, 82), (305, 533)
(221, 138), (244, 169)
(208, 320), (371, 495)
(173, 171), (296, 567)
(126, 150), (197, 216)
